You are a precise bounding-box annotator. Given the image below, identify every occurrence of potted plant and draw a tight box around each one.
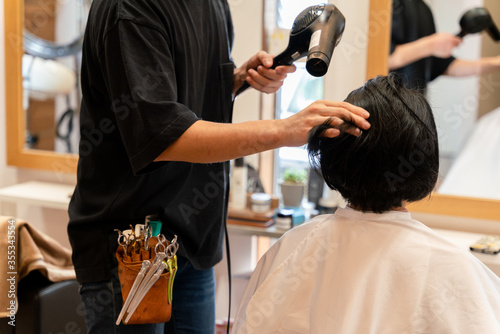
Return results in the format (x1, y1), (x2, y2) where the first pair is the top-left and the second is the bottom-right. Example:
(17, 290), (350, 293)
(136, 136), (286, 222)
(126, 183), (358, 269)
(280, 168), (307, 208)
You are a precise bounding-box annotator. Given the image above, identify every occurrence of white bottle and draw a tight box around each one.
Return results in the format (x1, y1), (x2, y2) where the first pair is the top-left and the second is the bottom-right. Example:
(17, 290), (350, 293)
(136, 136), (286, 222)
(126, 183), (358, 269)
(230, 158), (248, 210)
(318, 186), (346, 214)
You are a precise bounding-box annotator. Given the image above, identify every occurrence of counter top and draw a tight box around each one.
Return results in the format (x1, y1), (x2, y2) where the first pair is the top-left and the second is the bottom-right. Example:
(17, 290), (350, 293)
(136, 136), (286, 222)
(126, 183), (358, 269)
(0, 181), (75, 210)
(434, 228), (500, 277)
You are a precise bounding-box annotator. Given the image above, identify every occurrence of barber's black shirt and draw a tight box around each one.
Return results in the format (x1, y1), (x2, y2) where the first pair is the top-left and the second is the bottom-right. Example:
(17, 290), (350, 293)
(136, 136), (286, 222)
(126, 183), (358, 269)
(68, 0), (235, 283)
(390, 0), (455, 91)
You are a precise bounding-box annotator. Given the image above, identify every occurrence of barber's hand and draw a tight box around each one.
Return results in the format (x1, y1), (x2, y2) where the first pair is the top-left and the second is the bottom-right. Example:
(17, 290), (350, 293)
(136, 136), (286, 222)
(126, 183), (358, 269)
(425, 33), (462, 58)
(234, 51), (296, 95)
(280, 100), (371, 147)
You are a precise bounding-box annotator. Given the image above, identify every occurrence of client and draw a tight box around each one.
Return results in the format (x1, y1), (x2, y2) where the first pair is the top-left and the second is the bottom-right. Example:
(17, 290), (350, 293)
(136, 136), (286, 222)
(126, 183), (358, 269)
(233, 74), (500, 333)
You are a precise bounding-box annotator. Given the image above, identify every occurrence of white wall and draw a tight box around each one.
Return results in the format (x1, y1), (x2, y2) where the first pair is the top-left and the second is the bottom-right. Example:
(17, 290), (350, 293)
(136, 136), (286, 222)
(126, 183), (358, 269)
(324, 0), (370, 100)
(228, 0), (263, 170)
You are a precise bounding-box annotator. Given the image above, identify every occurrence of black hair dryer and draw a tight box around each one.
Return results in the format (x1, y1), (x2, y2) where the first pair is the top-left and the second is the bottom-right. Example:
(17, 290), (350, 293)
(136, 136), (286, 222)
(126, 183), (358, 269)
(275, 3), (345, 76)
(457, 7), (500, 41)
(236, 3), (345, 95)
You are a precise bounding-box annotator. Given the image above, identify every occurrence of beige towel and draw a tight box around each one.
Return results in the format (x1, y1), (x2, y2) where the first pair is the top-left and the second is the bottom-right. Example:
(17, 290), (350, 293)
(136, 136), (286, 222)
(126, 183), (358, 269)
(0, 216), (75, 318)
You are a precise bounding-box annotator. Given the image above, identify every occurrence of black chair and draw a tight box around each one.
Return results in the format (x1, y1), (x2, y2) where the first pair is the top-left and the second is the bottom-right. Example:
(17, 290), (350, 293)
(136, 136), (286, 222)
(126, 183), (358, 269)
(0, 271), (87, 334)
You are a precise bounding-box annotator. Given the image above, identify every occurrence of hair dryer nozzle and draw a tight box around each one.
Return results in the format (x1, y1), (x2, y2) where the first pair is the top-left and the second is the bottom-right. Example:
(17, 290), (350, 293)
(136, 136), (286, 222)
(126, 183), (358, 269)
(305, 5), (345, 77)
(305, 4), (345, 77)
(306, 52), (330, 77)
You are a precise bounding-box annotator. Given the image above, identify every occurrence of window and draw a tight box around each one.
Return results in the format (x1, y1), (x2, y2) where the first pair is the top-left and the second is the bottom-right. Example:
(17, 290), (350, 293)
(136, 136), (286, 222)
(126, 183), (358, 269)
(265, 0), (325, 201)
(275, 63), (323, 176)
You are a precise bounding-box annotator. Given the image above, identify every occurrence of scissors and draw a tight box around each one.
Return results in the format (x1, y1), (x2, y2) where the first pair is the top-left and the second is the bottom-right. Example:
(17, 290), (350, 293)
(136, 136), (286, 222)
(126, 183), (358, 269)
(154, 234), (178, 258)
(165, 235), (179, 259)
(141, 223), (153, 251)
(115, 229), (133, 256)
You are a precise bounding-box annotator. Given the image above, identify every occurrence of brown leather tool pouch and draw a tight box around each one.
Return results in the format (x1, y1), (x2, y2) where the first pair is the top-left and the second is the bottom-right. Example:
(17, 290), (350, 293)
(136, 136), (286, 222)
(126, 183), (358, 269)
(115, 242), (172, 324)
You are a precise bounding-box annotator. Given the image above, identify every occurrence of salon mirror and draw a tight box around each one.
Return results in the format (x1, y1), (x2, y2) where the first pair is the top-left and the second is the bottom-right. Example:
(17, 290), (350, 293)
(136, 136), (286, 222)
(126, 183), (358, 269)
(388, 0), (500, 219)
(5, 0), (88, 173)
(427, 1), (500, 199)
(5, 0), (500, 220)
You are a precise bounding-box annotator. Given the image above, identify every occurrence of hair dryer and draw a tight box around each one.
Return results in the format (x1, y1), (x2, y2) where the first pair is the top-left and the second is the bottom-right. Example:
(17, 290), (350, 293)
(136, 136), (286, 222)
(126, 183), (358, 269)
(236, 3), (345, 95)
(457, 7), (500, 41)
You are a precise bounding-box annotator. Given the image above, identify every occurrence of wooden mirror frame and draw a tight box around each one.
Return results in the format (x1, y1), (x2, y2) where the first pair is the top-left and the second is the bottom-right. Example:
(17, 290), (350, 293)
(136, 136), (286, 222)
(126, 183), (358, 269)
(5, 0), (78, 174)
(5, 0), (500, 220)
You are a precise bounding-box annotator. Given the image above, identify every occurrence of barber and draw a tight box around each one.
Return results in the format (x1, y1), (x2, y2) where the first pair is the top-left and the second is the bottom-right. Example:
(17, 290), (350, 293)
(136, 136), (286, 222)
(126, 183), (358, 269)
(68, 0), (371, 333)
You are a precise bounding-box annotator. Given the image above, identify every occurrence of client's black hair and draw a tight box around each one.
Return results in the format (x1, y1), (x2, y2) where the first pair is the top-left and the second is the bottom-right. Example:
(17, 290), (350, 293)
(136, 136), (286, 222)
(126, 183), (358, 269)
(308, 74), (439, 213)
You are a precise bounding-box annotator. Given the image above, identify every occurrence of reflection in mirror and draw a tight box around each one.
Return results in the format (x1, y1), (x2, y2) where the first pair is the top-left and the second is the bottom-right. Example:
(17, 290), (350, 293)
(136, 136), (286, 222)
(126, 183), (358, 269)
(22, 0), (90, 154)
(431, 0), (500, 201)
(388, 0), (500, 201)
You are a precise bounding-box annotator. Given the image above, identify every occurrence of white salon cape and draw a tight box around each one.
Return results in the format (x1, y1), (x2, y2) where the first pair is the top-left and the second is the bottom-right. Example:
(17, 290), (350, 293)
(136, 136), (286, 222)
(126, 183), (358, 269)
(233, 207), (500, 334)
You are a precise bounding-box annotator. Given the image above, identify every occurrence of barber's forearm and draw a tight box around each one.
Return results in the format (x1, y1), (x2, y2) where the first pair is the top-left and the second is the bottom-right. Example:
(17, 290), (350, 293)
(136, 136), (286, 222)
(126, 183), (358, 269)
(154, 100), (371, 163)
(154, 120), (285, 163)
(445, 57), (500, 77)
(388, 39), (432, 70)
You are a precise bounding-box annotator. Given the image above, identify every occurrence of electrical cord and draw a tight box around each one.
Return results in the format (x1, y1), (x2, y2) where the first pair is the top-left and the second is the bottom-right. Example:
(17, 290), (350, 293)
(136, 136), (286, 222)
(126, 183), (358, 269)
(55, 95), (75, 153)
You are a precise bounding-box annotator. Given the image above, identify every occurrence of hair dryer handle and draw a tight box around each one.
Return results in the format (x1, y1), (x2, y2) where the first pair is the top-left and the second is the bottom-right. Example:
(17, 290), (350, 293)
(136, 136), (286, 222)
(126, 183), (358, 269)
(235, 80), (251, 96)
(235, 50), (297, 96)
(271, 51), (297, 68)
(487, 22), (500, 41)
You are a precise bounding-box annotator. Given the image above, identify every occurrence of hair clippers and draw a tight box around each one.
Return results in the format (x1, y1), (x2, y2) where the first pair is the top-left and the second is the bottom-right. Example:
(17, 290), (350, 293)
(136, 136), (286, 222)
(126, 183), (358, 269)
(236, 3), (345, 95)
(457, 7), (500, 41)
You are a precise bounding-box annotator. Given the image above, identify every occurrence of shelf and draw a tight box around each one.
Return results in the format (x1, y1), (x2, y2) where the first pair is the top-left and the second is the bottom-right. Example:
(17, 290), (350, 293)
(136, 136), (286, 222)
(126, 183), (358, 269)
(0, 181), (74, 210)
(227, 223), (284, 239)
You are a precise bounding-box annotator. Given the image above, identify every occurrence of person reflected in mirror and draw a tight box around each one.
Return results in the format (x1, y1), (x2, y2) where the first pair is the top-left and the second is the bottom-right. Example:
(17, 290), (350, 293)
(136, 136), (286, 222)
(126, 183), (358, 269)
(233, 74), (500, 333)
(68, 0), (371, 333)
(389, 0), (500, 92)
